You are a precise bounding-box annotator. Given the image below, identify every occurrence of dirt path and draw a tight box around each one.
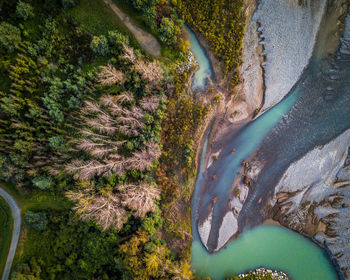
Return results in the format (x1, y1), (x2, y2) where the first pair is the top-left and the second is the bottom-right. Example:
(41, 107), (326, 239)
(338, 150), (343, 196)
(103, 0), (161, 57)
(0, 188), (20, 280)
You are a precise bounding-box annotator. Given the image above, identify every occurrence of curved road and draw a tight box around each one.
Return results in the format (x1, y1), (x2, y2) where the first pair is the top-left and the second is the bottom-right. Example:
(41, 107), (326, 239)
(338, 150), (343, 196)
(0, 188), (20, 280)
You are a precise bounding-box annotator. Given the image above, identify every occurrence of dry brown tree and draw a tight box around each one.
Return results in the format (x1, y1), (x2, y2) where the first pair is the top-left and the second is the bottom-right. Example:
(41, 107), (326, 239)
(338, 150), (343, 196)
(113, 92), (134, 104)
(67, 191), (127, 231)
(99, 95), (124, 115)
(134, 60), (164, 88)
(97, 64), (126, 86)
(66, 156), (130, 180)
(117, 116), (144, 130)
(121, 43), (136, 63)
(66, 93), (162, 179)
(140, 96), (160, 112)
(126, 141), (161, 171)
(120, 182), (160, 218)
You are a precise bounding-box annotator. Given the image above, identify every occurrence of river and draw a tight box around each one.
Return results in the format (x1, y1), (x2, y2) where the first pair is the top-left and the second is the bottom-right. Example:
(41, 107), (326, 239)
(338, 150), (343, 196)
(185, 25), (213, 90)
(187, 1), (349, 279)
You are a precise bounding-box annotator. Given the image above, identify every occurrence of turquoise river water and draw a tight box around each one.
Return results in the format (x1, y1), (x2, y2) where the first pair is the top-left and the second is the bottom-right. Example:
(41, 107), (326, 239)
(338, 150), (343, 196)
(185, 26), (213, 90)
(187, 17), (339, 280)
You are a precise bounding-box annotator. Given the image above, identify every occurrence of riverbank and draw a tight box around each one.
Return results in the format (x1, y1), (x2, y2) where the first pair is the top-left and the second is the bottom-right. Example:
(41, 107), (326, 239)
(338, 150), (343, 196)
(188, 0), (266, 166)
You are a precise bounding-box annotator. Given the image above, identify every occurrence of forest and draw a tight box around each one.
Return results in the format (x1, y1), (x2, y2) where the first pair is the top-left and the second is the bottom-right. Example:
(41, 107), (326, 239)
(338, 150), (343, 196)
(0, 0), (261, 279)
(0, 0), (207, 279)
(177, 0), (245, 84)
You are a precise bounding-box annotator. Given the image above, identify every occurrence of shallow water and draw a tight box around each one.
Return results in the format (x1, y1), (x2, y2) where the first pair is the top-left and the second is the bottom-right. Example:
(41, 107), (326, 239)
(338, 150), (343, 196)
(196, 87), (299, 252)
(192, 225), (338, 280)
(185, 26), (213, 90)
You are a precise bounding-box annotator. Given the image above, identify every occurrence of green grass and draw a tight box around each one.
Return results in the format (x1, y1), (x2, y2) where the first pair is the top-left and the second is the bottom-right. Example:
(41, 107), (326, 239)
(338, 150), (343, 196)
(67, 0), (132, 36)
(68, 0), (180, 61)
(0, 182), (72, 214)
(0, 195), (13, 276)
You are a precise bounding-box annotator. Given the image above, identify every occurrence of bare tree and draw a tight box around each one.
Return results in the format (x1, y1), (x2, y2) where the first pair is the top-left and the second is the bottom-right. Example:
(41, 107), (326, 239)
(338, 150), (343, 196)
(134, 60), (164, 86)
(67, 191), (127, 231)
(114, 92), (134, 104)
(77, 139), (124, 158)
(126, 141), (161, 171)
(118, 125), (139, 137)
(100, 95), (124, 116)
(140, 96), (160, 112)
(121, 183), (160, 218)
(66, 157), (128, 180)
(97, 64), (126, 86)
(117, 116), (144, 129)
(130, 106), (144, 119)
(121, 43), (136, 63)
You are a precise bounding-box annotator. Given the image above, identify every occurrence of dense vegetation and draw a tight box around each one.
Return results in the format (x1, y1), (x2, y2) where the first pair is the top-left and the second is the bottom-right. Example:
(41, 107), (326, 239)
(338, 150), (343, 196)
(0, 0), (210, 279)
(0, 195), (13, 276)
(116, 0), (190, 54)
(177, 0), (245, 83)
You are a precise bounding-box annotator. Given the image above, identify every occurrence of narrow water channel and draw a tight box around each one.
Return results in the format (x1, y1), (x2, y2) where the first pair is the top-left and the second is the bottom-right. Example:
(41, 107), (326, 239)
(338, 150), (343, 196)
(185, 26), (212, 90)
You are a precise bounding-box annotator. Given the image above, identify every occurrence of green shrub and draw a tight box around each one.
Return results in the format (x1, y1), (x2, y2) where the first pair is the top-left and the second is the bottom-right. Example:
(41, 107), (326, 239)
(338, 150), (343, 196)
(159, 17), (180, 46)
(0, 22), (21, 53)
(16, 1), (35, 20)
(49, 136), (68, 153)
(108, 30), (129, 46)
(24, 211), (48, 231)
(32, 177), (52, 190)
(90, 35), (109, 56)
(60, 0), (78, 9)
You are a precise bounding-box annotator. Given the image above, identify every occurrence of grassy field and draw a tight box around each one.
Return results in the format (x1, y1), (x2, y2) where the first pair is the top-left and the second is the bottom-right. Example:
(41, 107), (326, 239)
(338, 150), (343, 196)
(68, 0), (131, 36)
(0, 195), (13, 277)
(0, 183), (72, 214)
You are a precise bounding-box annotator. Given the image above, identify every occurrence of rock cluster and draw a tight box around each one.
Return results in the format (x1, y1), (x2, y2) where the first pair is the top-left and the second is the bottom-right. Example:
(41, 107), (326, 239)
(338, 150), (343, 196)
(237, 267), (289, 279)
(177, 51), (196, 74)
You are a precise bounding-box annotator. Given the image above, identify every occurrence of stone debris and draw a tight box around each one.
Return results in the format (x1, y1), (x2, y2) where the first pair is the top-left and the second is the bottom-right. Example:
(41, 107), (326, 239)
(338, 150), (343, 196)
(238, 267), (289, 279)
(273, 129), (350, 278)
(177, 52), (196, 74)
(253, 0), (327, 115)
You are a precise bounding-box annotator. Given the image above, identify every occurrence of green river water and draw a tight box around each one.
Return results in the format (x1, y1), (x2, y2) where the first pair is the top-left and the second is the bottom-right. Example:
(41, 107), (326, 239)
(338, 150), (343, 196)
(192, 225), (337, 279)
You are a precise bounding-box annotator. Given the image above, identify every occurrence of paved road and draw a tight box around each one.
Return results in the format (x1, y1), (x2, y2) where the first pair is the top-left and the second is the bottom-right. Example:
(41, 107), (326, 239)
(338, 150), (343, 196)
(0, 188), (21, 280)
(103, 0), (161, 57)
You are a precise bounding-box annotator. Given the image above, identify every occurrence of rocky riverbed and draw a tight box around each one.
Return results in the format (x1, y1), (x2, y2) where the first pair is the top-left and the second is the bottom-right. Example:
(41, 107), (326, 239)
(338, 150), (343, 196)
(272, 128), (350, 279)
